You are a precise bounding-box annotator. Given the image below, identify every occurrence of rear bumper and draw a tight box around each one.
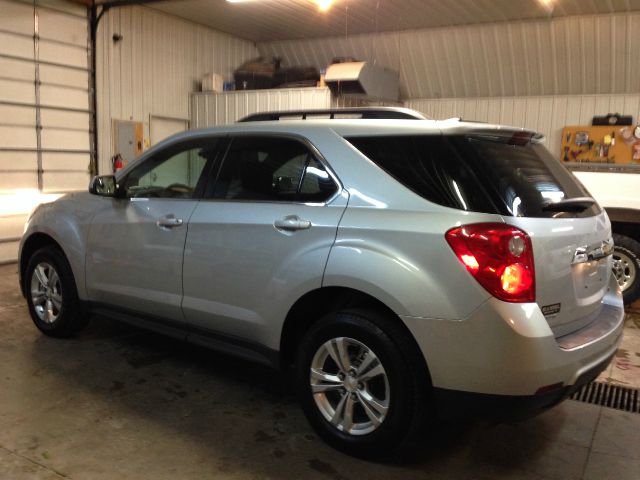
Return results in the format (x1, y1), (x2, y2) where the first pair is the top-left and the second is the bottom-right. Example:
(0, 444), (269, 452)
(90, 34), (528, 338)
(432, 350), (615, 421)
(401, 278), (624, 403)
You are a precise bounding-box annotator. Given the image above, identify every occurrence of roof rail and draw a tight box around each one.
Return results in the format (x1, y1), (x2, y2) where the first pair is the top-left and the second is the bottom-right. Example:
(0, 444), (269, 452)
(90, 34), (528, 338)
(238, 107), (427, 122)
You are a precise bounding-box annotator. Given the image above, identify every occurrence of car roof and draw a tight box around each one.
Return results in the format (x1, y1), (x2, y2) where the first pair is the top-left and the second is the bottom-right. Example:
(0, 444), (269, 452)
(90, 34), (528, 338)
(137, 118), (539, 170)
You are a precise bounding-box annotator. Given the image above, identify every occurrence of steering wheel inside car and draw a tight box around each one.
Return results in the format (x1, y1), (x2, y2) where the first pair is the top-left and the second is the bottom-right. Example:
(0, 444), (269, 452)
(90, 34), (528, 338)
(165, 183), (193, 197)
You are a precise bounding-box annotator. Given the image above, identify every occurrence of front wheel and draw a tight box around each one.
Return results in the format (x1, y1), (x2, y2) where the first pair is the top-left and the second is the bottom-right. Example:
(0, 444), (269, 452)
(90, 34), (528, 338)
(612, 233), (640, 305)
(295, 309), (430, 458)
(25, 246), (88, 337)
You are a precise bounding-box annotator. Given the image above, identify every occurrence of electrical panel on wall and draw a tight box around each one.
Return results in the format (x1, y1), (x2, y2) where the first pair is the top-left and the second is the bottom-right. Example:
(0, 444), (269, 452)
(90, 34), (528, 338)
(112, 120), (144, 172)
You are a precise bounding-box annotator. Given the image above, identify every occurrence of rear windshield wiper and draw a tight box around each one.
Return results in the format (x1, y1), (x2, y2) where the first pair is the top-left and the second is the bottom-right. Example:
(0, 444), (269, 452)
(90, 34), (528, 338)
(541, 197), (596, 212)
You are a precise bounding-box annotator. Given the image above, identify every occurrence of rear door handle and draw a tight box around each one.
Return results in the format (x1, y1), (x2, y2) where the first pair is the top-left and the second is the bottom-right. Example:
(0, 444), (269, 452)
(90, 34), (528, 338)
(157, 215), (183, 229)
(274, 215), (311, 231)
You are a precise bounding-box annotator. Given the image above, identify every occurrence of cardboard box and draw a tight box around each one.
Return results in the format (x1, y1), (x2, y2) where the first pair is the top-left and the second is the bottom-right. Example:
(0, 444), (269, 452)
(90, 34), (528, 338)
(202, 73), (224, 92)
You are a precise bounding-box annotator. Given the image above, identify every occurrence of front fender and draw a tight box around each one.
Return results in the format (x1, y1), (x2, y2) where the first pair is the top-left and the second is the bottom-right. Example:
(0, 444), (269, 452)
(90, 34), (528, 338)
(21, 193), (99, 300)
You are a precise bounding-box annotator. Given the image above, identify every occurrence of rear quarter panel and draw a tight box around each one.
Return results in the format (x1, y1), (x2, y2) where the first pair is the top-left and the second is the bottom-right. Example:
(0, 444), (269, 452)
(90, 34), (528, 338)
(324, 207), (496, 320)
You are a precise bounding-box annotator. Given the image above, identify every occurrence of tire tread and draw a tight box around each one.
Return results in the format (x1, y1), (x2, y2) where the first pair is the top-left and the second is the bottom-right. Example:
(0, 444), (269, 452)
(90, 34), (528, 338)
(613, 233), (640, 305)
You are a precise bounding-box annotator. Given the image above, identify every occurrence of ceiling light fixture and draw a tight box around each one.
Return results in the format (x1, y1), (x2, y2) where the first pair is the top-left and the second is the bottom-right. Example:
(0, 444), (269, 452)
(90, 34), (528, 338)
(225, 0), (335, 12)
(316, 0), (333, 12)
(537, 0), (555, 14)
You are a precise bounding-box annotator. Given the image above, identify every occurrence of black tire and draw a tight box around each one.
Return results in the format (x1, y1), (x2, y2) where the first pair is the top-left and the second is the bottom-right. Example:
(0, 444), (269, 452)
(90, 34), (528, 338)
(612, 233), (640, 306)
(295, 308), (430, 458)
(24, 246), (88, 337)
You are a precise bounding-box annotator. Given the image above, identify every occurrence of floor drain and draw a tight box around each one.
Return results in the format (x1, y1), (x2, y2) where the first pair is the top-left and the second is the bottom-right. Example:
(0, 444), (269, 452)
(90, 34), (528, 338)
(570, 381), (640, 413)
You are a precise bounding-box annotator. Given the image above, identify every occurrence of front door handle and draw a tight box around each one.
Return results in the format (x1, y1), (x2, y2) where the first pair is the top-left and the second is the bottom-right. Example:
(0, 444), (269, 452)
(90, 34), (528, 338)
(157, 215), (183, 229)
(274, 215), (312, 231)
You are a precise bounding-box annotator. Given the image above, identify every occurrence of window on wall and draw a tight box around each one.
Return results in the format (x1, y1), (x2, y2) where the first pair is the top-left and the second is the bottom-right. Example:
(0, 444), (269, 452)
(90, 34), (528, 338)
(212, 136), (337, 203)
(123, 138), (220, 198)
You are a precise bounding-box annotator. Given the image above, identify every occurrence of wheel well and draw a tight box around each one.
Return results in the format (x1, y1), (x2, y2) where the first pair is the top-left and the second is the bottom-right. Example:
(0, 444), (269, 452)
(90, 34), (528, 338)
(611, 222), (640, 244)
(19, 233), (63, 296)
(280, 287), (422, 370)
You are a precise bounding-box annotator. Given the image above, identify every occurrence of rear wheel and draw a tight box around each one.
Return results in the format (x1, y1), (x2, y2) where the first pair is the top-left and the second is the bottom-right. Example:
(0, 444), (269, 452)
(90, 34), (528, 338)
(612, 233), (640, 305)
(25, 246), (88, 337)
(295, 309), (429, 458)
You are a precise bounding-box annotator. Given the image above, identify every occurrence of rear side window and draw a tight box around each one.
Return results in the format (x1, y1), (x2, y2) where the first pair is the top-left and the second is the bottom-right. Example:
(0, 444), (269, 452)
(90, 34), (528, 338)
(346, 134), (600, 218)
(346, 135), (497, 214)
(212, 136), (337, 203)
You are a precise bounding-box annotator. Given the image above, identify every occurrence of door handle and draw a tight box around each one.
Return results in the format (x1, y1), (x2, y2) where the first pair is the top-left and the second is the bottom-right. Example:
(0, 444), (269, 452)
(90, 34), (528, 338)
(157, 216), (183, 229)
(274, 215), (312, 231)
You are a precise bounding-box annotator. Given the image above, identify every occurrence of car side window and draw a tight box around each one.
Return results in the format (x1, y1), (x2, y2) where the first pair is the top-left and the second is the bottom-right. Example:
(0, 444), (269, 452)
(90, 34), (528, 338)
(122, 138), (219, 199)
(212, 136), (337, 203)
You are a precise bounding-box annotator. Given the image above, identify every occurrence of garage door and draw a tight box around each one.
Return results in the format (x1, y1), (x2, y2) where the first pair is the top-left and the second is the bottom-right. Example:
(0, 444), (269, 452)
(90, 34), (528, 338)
(0, 0), (93, 262)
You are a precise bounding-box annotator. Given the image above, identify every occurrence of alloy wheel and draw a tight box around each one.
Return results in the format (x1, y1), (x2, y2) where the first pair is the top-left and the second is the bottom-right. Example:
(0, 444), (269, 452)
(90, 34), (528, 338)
(310, 337), (390, 436)
(612, 250), (636, 292)
(30, 262), (62, 324)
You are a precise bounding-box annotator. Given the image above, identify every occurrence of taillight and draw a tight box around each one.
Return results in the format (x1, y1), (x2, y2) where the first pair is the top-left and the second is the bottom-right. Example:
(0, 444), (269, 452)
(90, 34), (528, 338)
(445, 223), (535, 303)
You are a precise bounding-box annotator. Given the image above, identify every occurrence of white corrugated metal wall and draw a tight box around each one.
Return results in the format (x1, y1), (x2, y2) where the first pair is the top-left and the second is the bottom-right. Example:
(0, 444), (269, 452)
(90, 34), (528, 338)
(192, 88), (332, 127)
(190, 87), (381, 127)
(96, 5), (258, 174)
(406, 94), (640, 158)
(259, 12), (640, 100)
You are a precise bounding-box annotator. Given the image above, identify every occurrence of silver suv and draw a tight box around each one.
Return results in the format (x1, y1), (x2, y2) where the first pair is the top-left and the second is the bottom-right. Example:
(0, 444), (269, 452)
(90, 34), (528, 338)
(19, 108), (624, 457)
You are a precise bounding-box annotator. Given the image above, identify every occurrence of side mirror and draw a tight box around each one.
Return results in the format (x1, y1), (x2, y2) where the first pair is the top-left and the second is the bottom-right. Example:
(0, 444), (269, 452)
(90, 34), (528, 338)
(89, 175), (122, 197)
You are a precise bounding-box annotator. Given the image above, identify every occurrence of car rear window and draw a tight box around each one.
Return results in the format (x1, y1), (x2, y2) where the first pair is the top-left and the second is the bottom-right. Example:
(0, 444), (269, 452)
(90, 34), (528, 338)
(346, 133), (601, 218)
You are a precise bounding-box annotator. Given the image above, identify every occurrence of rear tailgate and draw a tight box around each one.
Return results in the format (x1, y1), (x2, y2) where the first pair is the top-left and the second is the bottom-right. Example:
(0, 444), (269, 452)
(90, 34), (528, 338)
(507, 213), (613, 336)
(454, 131), (614, 335)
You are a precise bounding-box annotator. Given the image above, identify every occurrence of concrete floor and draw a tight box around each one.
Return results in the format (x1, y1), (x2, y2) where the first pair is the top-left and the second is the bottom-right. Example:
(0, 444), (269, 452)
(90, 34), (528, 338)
(1, 263), (639, 480)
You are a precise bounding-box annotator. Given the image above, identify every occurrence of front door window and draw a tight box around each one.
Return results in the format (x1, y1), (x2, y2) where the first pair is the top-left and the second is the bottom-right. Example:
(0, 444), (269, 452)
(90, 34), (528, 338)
(123, 140), (219, 199)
